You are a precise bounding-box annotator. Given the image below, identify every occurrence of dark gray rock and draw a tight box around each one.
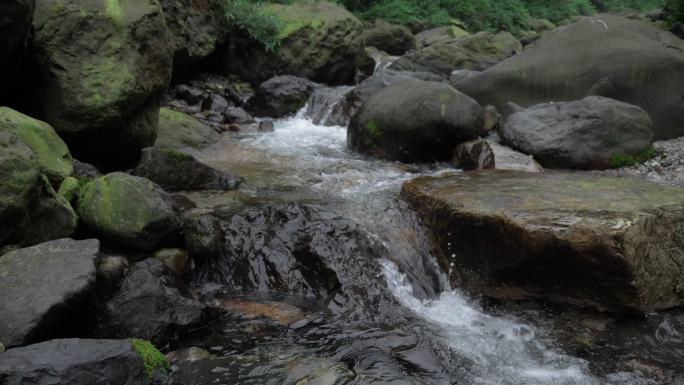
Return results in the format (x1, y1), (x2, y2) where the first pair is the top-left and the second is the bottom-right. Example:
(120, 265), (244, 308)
(182, 210), (224, 264)
(304, 86), (354, 126)
(201, 94), (230, 113)
(361, 20), (415, 55)
(22, 176), (77, 246)
(258, 120), (275, 133)
(415, 25), (470, 48)
(101, 259), (206, 345)
(455, 14), (684, 139)
(502, 96), (654, 170)
(176, 85), (204, 105)
(0, 338), (165, 385)
(223, 107), (254, 124)
(0, 239), (99, 348)
(348, 79), (485, 162)
(453, 138), (543, 172)
(247, 76), (320, 118)
(72, 159), (102, 181)
(133, 147), (241, 191)
(389, 32), (522, 77)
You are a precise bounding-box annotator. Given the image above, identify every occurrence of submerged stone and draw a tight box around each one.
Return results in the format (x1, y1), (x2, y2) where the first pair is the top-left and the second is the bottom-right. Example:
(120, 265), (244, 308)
(402, 171), (684, 313)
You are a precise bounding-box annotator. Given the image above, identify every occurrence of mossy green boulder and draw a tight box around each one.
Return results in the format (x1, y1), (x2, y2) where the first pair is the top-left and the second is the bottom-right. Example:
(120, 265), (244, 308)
(402, 171), (684, 313)
(0, 131), (41, 246)
(226, 0), (362, 85)
(155, 108), (220, 151)
(389, 31), (522, 78)
(77, 172), (180, 251)
(32, 0), (173, 169)
(415, 25), (470, 48)
(0, 107), (73, 184)
(22, 176), (78, 246)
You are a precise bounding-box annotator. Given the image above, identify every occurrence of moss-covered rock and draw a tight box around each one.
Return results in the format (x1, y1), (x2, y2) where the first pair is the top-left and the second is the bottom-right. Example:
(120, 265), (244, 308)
(0, 107), (73, 184)
(0, 0), (34, 101)
(77, 172), (180, 251)
(225, 0), (362, 85)
(0, 131), (41, 246)
(361, 20), (415, 56)
(22, 175), (78, 246)
(348, 79), (485, 162)
(32, 0), (173, 169)
(415, 25), (470, 48)
(57, 176), (82, 204)
(155, 108), (220, 151)
(389, 31), (522, 78)
(402, 171), (684, 313)
(130, 338), (170, 377)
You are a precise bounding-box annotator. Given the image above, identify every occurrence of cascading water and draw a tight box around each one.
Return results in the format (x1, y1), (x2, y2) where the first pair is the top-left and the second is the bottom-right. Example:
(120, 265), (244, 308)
(184, 94), (682, 385)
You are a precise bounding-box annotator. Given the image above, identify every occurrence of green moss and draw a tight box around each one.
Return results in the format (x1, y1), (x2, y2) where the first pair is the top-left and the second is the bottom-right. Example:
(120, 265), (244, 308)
(609, 147), (658, 168)
(105, 0), (125, 26)
(130, 339), (170, 378)
(57, 176), (81, 203)
(80, 55), (133, 109)
(169, 150), (190, 161)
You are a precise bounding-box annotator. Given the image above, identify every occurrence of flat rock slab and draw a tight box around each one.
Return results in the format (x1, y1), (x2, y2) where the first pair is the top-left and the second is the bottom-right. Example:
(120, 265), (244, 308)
(0, 239), (99, 348)
(402, 171), (684, 312)
(0, 339), (148, 385)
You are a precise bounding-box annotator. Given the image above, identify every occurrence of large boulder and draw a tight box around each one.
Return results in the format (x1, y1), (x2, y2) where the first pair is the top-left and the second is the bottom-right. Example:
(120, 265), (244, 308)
(133, 147), (242, 191)
(247, 75), (320, 118)
(361, 20), (415, 55)
(348, 79), (485, 162)
(0, 338), (170, 384)
(0, 0), (34, 101)
(453, 138), (543, 172)
(159, 0), (227, 74)
(225, 1), (362, 85)
(454, 15), (684, 139)
(415, 25), (470, 48)
(101, 259), (205, 345)
(389, 32), (522, 78)
(155, 108), (221, 151)
(22, 176), (78, 246)
(192, 204), (397, 319)
(31, 0), (173, 168)
(0, 239), (99, 348)
(0, 107), (73, 184)
(76, 173), (180, 251)
(402, 172), (684, 313)
(502, 96), (654, 170)
(0, 131), (40, 246)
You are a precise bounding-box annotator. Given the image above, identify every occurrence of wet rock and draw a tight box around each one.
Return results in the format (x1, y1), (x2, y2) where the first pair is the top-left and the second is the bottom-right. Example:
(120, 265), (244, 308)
(0, 239), (99, 348)
(223, 107), (254, 124)
(258, 120), (275, 133)
(248, 76), (320, 118)
(355, 46), (398, 82)
(0, 0), (34, 101)
(22, 176), (78, 246)
(402, 171), (684, 312)
(192, 204), (397, 319)
(176, 85), (204, 105)
(133, 147), (242, 192)
(0, 131), (40, 246)
(449, 69), (481, 86)
(0, 107), (73, 185)
(454, 14), (684, 139)
(182, 210), (224, 264)
(201, 94), (230, 113)
(348, 79), (485, 162)
(335, 69), (443, 128)
(32, 0), (173, 168)
(167, 346), (210, 363)
(453, 139), (543, 172)
(154, 248), (192, 277)
(159, 0), (227, 73)
(213, 299), (306, 325)
(304, 86), (354, 126)
(389, 32), (522, 78)
(76, 173), (181, 252)
(225, 1), (361, 85)
(101, 259), (206, 345)
(73, 159), (102, 181)
(415, 25), (470, 48)
(361, 20), (415, 55)
(502, 96), (654, 170)
(0, 338), (168, 384)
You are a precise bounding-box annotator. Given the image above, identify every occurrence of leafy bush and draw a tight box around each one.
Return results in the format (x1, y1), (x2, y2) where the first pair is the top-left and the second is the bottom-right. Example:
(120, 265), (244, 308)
(609, 147), (658, 168)
(665, 0), (684, 22)
(223, 0), (283, 52)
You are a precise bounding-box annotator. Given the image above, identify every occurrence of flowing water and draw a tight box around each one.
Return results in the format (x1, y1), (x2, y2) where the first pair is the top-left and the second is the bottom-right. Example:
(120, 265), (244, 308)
(175, 102), (684, 385)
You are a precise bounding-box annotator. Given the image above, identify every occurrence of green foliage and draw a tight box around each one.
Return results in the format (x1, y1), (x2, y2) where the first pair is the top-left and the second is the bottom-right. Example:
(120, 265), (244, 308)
(223, 0), (283, 52)
(609, 147), (658, 168)
(665, 0), (684, 22)
(130, 339), (170, 378)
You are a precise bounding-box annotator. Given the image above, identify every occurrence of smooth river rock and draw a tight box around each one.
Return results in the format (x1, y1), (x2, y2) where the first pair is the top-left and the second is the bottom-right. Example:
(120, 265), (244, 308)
(0, 239), (99, 348)
(402, 171), (684, 313)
